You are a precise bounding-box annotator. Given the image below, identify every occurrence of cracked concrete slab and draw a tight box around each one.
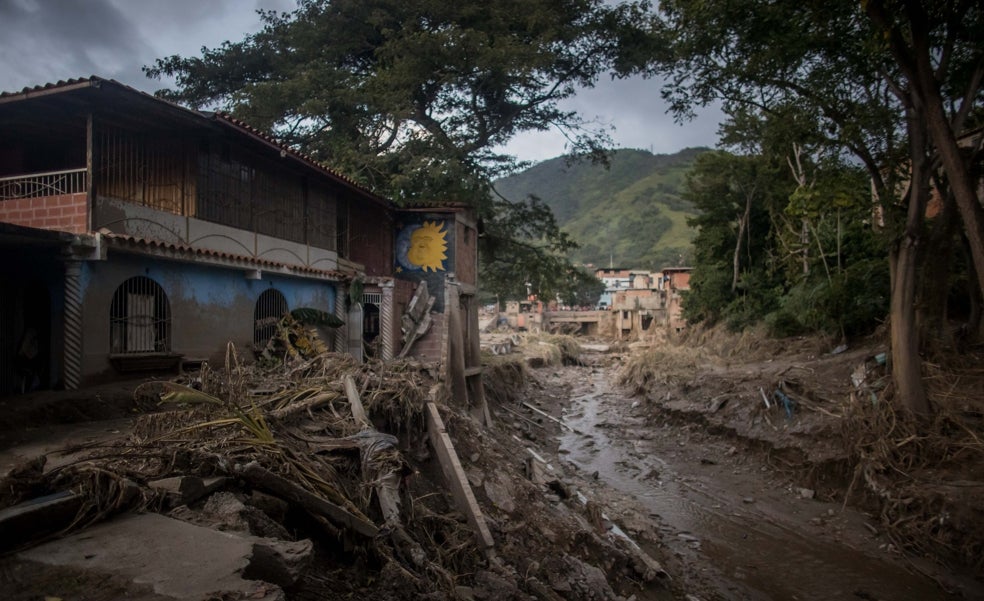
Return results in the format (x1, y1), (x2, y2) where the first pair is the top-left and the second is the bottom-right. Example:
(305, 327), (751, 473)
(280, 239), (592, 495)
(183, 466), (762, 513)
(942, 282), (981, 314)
(19, 513), (302, 600)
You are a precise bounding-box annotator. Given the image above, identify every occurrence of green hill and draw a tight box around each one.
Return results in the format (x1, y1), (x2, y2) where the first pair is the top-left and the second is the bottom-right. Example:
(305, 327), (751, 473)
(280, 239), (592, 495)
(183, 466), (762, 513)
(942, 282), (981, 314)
(493, 147), (707, 270)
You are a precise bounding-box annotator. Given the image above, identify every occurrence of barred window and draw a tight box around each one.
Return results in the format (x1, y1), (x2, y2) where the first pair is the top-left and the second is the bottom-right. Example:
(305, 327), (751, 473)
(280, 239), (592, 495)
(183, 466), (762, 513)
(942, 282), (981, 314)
(110, 276), (171, 353)
(254, 289), (289, 347)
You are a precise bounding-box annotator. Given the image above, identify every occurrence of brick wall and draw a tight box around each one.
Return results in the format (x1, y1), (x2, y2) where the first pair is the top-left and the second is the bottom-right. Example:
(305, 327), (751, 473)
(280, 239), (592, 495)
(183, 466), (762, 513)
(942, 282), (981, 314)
(0, 193), (88, 234)
(455, 220), (477, 285)
(409, 312), (447, 364)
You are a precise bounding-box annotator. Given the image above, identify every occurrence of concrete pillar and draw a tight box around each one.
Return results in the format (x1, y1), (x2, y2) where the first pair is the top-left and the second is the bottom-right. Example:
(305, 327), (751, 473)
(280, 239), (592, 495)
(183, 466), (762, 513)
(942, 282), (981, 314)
(380, 280), (394, 361)
(63, 260), (83, 390)
(347, 302), (364, 363)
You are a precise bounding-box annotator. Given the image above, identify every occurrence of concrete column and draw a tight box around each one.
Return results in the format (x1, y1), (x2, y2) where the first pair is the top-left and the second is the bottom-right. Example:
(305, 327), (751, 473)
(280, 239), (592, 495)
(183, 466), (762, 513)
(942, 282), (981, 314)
(63, 260), (83, 390)
(380, 280), (395, 361)
(347, 302), (364, 363)
(334, 283), (347, 354)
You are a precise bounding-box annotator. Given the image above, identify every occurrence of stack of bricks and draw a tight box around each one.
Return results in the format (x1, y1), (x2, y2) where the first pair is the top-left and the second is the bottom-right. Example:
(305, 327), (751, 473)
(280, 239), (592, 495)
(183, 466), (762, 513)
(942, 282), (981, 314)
(0, 193), (88, 234)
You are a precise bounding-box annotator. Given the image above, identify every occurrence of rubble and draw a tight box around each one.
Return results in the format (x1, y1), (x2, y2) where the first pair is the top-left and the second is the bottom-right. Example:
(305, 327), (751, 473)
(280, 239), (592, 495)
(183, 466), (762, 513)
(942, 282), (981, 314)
(0, 335), (668, 600)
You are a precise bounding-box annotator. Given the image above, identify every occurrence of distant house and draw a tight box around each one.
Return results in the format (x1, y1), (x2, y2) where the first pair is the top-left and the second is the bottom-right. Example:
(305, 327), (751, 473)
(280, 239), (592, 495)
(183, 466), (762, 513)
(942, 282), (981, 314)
(0, 77), (481, 407)
(658, 267), (692, 332)
(605, 266), (691, 338)
(594, 267), (632, 309)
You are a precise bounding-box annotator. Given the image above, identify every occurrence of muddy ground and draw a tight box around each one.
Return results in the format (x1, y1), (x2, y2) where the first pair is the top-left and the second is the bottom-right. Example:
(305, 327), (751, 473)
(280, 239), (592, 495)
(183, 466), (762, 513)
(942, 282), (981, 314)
(495, 329), (984, 600)
(1, 329), (983, 600)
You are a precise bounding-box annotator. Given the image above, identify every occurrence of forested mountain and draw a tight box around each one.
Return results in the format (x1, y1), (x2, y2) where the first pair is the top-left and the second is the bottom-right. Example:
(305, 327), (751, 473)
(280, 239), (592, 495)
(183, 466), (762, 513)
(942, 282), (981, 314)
(493, 148), (707, 270)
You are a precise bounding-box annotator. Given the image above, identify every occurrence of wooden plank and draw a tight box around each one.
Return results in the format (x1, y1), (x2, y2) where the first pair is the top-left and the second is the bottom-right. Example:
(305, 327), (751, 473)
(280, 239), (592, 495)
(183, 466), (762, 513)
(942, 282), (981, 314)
(522, 402), (580, 433)
(238, 462), (378, 538)
(343, 379), (402, 528)
(425, 402), (495, 552)
(344, 375), (369, 428)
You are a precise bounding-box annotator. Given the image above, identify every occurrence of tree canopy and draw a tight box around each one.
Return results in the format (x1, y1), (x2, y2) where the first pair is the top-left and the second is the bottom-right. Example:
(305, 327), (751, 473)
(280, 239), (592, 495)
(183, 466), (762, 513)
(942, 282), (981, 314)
(146, 0), (642, 300)
(620, 0), (983, 412)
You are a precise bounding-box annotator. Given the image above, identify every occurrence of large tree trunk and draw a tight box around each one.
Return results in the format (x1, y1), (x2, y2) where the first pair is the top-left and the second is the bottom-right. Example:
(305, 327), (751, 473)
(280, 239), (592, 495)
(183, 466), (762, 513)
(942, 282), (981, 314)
(917, 186), (958, 350)
(890, 243), (928, 414)
(920, 92), (984, 305)
(890, 115), (931, 415)
(866, 0), (984, 305)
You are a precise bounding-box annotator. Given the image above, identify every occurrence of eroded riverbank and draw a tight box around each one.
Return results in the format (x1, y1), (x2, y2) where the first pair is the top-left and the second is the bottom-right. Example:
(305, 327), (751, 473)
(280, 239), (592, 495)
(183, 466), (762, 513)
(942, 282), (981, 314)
(529, 355), (971, 600)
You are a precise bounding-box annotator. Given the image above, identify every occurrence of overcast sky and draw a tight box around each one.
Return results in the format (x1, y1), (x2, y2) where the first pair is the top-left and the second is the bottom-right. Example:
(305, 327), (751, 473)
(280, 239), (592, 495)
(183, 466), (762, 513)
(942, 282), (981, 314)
(0, 0), (721, 163)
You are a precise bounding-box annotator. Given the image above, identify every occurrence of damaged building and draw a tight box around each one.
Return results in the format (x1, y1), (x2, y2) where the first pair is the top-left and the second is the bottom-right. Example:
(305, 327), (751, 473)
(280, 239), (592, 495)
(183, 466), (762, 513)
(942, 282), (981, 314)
(0, 76), (483, 418)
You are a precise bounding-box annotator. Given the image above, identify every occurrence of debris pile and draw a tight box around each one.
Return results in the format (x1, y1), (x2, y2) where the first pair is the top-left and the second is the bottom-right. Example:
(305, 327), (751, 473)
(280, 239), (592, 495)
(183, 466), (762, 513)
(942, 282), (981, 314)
(1, 338), (669, 600)
(841, 358), (984, 579)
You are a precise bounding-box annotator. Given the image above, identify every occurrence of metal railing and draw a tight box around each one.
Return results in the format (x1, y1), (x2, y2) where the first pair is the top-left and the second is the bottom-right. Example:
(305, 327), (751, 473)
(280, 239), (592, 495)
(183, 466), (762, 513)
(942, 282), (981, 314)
(0, 168), (87, 201)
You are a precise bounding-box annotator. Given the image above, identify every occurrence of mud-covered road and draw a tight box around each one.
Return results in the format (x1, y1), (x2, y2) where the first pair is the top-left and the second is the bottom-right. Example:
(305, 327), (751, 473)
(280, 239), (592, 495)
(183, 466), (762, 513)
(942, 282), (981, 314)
(529, 356), (964, 601)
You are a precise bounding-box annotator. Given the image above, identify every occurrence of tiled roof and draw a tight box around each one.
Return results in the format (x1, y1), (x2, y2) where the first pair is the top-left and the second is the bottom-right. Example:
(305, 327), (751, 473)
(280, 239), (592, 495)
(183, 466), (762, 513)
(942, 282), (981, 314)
(100, 231), (354, 282)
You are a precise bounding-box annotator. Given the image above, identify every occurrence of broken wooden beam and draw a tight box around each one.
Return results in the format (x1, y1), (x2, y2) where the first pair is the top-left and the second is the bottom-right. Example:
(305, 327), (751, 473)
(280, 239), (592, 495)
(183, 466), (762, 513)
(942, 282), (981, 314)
(521, 402), (580, 433)
(343, 375), (370, 428)
(425, 401), (495, 553)
(268, 388), (341, 420)
(236, 461), (378, 538)
(148, 475), (227, 508)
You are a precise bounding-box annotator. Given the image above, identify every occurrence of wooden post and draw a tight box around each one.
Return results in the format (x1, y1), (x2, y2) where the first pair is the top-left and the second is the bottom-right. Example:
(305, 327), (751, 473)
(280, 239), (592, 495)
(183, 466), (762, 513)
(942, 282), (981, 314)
(425, 401), (494, 553)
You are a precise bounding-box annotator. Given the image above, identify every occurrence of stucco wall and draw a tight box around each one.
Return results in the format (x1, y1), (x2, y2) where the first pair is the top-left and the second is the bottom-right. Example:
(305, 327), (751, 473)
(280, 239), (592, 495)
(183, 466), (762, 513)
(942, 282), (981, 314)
(94, 197), (340, 272)
(78, 253), (339, 383)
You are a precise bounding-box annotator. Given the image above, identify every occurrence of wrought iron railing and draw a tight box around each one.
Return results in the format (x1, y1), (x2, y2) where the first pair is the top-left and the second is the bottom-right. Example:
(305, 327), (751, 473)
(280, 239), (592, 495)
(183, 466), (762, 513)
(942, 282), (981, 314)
(0, 168), (87, 201)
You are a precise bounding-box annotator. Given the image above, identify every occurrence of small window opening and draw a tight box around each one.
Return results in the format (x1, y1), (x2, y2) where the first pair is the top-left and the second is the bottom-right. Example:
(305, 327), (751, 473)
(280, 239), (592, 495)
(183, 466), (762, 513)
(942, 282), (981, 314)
(254, 289), (289, 348)
(110, 276), (171, 353)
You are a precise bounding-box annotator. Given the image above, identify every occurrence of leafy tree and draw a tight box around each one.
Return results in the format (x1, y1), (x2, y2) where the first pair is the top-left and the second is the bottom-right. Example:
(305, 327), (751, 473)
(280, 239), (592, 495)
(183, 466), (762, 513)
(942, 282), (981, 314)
(619, 0), (983, 413)
(682, 151), (791, 328)
(479, 195), (596, 302)
(145, 0), (647, 301)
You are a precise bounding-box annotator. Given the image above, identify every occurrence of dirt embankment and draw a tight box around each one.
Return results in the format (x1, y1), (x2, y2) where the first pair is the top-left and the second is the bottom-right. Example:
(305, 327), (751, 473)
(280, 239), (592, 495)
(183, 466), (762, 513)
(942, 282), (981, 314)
(2, 328), (982, 600)
(609, 325), (984, 597)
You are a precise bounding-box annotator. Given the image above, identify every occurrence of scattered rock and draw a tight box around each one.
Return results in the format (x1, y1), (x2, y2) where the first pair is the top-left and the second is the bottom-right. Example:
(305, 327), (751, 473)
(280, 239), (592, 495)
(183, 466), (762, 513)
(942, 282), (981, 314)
(171, 491), (291, 541)
(742, 497), (756, 504)
(796, 487), (816, 499)
(483, 475), (517, 514)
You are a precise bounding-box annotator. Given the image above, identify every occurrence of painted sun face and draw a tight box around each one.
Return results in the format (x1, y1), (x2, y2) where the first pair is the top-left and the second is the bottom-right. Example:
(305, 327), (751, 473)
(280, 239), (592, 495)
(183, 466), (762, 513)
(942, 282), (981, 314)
(406, 221), (448, 272)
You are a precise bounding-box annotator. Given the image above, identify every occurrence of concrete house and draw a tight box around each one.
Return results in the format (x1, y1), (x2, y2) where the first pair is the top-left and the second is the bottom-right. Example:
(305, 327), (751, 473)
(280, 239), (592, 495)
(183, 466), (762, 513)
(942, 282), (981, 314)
(0, 77), (482, 408)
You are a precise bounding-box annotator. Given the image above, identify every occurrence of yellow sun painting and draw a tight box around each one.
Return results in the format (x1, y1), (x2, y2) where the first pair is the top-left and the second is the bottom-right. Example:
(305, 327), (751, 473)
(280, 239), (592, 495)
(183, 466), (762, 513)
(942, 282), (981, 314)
(406, 221), (448, 272)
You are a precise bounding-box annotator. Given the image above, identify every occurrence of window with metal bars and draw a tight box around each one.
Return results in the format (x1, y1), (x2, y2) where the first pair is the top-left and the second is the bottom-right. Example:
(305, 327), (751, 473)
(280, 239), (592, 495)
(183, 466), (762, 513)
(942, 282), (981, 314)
(254, 289), (289, 348)
(109, 276), (171, 354)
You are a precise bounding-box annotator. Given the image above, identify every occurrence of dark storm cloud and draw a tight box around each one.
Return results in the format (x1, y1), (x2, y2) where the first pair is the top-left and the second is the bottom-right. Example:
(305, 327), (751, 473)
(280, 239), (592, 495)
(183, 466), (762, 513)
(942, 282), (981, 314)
(568, 76), (721, 154)
(0, 0), (718, 161)
(0, 0), (294, 93)
(0, 0), (152, 90)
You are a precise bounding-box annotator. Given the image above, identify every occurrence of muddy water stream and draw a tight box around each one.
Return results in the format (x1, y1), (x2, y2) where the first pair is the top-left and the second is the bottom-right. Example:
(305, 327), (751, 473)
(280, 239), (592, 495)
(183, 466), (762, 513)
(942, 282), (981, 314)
(558, 366), (954, 600)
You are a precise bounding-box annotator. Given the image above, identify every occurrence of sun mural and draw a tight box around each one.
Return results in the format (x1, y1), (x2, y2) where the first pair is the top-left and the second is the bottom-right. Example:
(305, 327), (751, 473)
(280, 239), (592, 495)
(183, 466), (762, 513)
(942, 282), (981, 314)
(396, 220), (448, 273)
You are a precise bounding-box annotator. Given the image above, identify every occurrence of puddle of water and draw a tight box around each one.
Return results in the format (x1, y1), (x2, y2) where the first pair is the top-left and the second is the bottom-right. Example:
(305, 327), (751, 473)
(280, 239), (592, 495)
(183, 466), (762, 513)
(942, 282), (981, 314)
(559, 369), (959, 601)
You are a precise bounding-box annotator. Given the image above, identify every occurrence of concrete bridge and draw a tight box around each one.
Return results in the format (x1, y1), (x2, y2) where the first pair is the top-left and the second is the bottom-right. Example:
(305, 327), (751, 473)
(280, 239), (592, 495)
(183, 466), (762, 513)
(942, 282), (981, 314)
(543, 310), (609, 335)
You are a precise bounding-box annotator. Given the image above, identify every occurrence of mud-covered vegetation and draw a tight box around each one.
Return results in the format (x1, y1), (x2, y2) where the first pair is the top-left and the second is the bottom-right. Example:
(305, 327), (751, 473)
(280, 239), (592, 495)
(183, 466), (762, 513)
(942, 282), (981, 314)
(620, 324), (984, 587)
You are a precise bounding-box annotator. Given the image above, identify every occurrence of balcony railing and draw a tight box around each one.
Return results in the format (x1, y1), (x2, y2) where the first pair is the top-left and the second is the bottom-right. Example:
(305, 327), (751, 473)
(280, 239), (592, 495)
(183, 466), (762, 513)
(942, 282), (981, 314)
(0, 168), (87, 201)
